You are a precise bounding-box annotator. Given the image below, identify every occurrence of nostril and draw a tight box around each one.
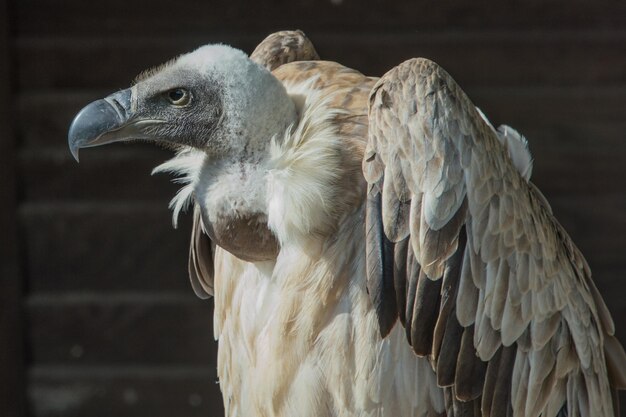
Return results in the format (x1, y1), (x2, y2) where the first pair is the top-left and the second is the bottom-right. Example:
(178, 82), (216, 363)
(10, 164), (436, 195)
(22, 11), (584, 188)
(104, 97), (127, 122)
(105, 89), (132, 121)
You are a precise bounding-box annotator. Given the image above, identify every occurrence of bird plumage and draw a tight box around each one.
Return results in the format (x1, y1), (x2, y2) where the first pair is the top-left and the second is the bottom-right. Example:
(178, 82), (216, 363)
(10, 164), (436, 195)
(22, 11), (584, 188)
(157, 59), (445, 416)
(68, 31), (626, 417)
(366, 57), (626, 417)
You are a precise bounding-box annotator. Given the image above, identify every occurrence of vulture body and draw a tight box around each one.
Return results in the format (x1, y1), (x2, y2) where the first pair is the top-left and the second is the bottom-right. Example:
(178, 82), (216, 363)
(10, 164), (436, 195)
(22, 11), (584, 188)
(68, 31), (626, 417)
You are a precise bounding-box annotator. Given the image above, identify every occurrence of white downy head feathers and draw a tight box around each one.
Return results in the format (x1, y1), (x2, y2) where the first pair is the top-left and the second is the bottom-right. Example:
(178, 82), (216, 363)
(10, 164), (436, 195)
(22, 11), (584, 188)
(178, 45), (297, 153)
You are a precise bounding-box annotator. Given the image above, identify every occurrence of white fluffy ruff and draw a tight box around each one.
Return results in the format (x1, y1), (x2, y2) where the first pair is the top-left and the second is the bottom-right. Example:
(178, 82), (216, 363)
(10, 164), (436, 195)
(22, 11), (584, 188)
(266, 82), (347, 246)
(152, 147), (205, 228)
(153, 79), (346, 239)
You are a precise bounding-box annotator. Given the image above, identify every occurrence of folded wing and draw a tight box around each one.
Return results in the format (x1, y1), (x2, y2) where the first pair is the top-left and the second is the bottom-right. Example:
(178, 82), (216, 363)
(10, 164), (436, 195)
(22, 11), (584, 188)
(364, 57), (626, 417)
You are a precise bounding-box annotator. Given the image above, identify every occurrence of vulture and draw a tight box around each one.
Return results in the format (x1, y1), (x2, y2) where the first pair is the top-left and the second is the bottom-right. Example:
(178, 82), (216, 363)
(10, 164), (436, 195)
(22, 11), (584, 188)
(68, 31), (626, 417)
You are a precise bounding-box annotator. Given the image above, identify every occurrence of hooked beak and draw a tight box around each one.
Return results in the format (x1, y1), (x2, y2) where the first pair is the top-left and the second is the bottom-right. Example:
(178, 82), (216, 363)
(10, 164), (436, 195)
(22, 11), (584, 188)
(68, 88), (162, 162)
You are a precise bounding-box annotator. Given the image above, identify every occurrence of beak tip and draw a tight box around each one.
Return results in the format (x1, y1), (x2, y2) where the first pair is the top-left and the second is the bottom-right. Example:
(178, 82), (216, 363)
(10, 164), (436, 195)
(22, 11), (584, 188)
(68, 121), (81, 162)
(70, 145), (80, 163)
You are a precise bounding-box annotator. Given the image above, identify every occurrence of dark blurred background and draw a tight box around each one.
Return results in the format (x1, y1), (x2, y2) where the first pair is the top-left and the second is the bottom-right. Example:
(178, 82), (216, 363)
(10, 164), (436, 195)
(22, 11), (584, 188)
(1, 1), (626, 416)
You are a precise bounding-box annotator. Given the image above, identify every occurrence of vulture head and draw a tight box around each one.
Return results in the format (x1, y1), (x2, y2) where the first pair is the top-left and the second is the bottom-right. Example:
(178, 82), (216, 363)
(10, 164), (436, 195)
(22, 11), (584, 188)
(68, 45), (298, 161)
(69, 44), (304, 262)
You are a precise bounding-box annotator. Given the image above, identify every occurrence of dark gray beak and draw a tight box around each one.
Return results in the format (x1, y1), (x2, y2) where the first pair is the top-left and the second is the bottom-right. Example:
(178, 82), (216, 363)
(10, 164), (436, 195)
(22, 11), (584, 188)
(68, 89), (134, 162)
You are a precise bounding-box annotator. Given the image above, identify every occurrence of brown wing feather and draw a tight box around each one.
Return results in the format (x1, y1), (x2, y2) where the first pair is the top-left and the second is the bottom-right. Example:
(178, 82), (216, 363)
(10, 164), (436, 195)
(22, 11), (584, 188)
(365, 57), (626, 416)
(250, 30), (319, 71)
(365, 186), (398, 337)
(189, 206), (214, 298)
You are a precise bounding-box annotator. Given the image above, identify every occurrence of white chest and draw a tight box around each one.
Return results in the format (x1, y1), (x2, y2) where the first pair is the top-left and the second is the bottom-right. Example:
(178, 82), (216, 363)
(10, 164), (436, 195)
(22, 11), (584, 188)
(210, 222), (444, 417)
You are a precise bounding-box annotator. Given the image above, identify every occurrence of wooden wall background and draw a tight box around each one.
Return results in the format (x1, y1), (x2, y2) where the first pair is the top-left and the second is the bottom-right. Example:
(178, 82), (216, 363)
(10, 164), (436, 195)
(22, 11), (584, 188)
(1, 1), (625, 416)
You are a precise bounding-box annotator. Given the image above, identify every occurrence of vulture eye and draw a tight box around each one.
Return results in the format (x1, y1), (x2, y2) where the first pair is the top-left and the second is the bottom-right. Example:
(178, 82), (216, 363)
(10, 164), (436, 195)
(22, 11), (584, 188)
(166, 88), (190, 106)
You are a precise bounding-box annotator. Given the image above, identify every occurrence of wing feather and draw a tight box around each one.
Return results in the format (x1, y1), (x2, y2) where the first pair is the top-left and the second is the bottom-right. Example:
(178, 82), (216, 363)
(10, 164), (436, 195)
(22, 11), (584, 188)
(433, 227), (466, 362)
(364, 57), (626, 416)
(250, 30), (319, 71)
(410, 269), (442, 356)
(394, 237), (410, 326)
(454, 324), (487, 401)
(436, 311), (463, 387)
(188, 206), (214, 298)
(404, 245), (421, 346)
(365, 187), (399, 337)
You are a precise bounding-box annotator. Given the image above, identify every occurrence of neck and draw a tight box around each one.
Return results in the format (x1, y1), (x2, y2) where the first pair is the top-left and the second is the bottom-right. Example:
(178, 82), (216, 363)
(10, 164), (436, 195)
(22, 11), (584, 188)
(211, 64), (299, 160)
(192, 94), (298, 260)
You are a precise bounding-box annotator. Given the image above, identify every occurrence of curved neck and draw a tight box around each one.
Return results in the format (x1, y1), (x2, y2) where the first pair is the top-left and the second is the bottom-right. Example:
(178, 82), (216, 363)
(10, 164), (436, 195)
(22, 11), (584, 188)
(208, 65), (299, 160)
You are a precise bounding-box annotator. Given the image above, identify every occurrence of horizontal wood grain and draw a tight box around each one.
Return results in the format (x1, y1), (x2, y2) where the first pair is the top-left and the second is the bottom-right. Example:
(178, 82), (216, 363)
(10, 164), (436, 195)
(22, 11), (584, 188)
(14, 0), (626, 37)
(19, 203), (193, 293)
(28, 366), (222, 417)
(18, 146), (180, 201)
(16, 90), (106, 147)
(26, 298), (216, 365)
(0, 0), (25, 415)
(15, 31), (626, 90)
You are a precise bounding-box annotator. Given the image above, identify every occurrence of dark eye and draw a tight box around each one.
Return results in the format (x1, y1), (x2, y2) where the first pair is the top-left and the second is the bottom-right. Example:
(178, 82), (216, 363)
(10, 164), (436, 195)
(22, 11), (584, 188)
(166, 88), (190, 105)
